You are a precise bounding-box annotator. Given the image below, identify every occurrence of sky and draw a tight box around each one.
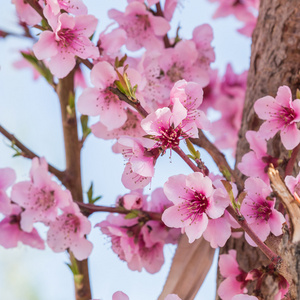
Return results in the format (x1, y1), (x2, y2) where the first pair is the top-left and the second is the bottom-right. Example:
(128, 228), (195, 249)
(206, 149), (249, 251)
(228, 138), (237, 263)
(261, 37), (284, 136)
(0, 0), (251, 299)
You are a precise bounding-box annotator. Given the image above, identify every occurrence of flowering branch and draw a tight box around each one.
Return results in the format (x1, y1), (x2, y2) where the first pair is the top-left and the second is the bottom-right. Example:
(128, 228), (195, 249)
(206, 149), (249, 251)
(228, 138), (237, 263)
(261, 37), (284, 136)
(108, 87), (149, 118)
(268, 164), (300, 243)
(226, 205), (281, 265)
(76, 202), (162, 221)
(24, 0), (44, 19)
(190, 130), (243, 191)
(173, 146), (203, 173)
(0, 124), (65, 182)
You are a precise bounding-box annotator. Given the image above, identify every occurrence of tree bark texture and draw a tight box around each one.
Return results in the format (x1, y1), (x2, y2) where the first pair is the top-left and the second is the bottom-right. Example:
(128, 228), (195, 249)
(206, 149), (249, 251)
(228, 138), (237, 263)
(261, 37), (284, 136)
(218, 0), (300, 299)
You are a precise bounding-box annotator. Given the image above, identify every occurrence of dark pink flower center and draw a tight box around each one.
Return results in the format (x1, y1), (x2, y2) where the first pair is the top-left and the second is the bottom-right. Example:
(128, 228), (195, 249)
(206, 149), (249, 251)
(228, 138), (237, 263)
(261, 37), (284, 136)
(63, 213), (80, 233)
(278, 106), (296, 125)
(179, 191), (209, 224)
(247, 199), (272, 222)
(135, 14), (151, 31)
(57, 28), (85, 53)
(32, 188), (55, 211)
(167, 63), (184, 82)
(158, 125), (183, 150)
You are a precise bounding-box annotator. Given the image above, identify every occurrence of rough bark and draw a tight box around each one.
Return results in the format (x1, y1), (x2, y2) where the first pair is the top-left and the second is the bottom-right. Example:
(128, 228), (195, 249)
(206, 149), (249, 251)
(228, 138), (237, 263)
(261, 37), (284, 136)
(218, 0), (300, 299)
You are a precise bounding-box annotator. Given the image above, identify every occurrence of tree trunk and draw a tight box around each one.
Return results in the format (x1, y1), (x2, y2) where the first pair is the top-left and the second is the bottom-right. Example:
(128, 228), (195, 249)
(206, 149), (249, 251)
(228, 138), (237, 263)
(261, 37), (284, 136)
(218, 0), (300, 299)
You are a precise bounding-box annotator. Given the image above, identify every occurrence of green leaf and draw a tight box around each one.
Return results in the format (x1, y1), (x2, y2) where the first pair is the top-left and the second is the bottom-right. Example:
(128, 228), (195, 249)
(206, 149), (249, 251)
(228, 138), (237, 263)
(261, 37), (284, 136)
(220, 167), (232, 181)
(221, 180), (238, 209)
(21, 51), (53, 85)
(125, 210), (139, 219)
(86, 182), (102, 204)
(80, 115), (91, 141)
(297, 89), (300, 100)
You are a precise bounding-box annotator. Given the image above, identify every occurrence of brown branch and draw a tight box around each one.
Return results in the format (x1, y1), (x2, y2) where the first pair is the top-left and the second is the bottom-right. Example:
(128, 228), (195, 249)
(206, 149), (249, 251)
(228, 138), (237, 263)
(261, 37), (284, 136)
(155, 2), (171, 48)
(24, 0), (44, 19)
(108, 87), (149, 118)
(76, 58), (94, 70)
(57, 71), (91, 300)
(190, 130), (244, 191)
(0, 124), (65, 182)
(268, 164), (300, 243)
(76, 202), (162, 221)
(285, 143), (300, 176)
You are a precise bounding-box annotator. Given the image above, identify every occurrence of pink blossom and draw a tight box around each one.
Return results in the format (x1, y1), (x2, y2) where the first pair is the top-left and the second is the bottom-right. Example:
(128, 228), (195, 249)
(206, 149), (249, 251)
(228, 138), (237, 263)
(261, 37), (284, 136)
(170, 79), (211, 130)
(108, 2), (170, 51)
(115, 137), (159, 190)
(238, 130), (279, 183)
(12, 0), (42, 25)
(11, 157), (71, 232)
(232, 296), (258, 300)
(141, 104), (199, 153)
(0, 167), (16, 215)
(159, 40), (210, 88)
(112, 291), (129, 300)
(33, 8), (99, 78)
(91, 110), (146, 140)
(0, 204), (44, 249)
(116, 190), (146, 210)
(210, 64), (247, 152)
(162, 172), (228, 243)
(285, 171), (300, 200)
(78, 62), (143, 131)
(47, 202), (93, 260)
(45, 0), (88, 16)
(254, 85), (300, 150)
(240, 177), (285, 247)
(218, 250), (250, 300)
(164, 295), (182, 300)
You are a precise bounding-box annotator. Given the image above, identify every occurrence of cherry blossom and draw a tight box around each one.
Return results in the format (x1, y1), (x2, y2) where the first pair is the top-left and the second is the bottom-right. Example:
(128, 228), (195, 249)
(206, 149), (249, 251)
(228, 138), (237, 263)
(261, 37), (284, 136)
(254, 85), (300, 150)
(162, 172), (228, 243)
(0, 204), (44, 249)
(33, 7), (99, 78)
(218, 250), (250, 300)
(210, 64), (247, 152)
(11, 157), (71, 232)
(170, 79), (211, 130)
(285, 171), (300, 199)
(115, 137), (159, 190)
(238, 130), (279, 183)
(47, 202), (93, 260)
(12, 0), (42, 26)
(0, 167), (16, 215)
(240, 177), (285, 247)
(91, 110), (146, 140)
(108, 2), (170, 51)
(112, 291), (129, 300)
(141, 102), (200, 153)
(45, 0), (88, 16)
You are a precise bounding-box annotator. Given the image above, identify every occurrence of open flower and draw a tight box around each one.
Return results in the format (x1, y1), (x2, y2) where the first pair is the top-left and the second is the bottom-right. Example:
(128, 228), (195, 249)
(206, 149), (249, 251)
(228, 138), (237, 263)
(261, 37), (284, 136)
(162, 172), (228, 243)
(254, 85), (300, 150)
(240, 177), (285, 246)
(33, 7), (99, 78)
(11, 157), (71, 232)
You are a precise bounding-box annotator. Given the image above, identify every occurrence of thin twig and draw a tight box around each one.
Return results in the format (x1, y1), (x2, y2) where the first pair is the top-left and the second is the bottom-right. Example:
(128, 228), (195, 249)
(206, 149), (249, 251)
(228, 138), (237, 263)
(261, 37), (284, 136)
(173, 147), (202, 173)
(190, 130), (243, 191)
(76, 202), (162, 221)
(0, 124), (65, 182)
(155, 3), (172, 48)
(109, 87), (149, 118)
(77, 58), (94, 70)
